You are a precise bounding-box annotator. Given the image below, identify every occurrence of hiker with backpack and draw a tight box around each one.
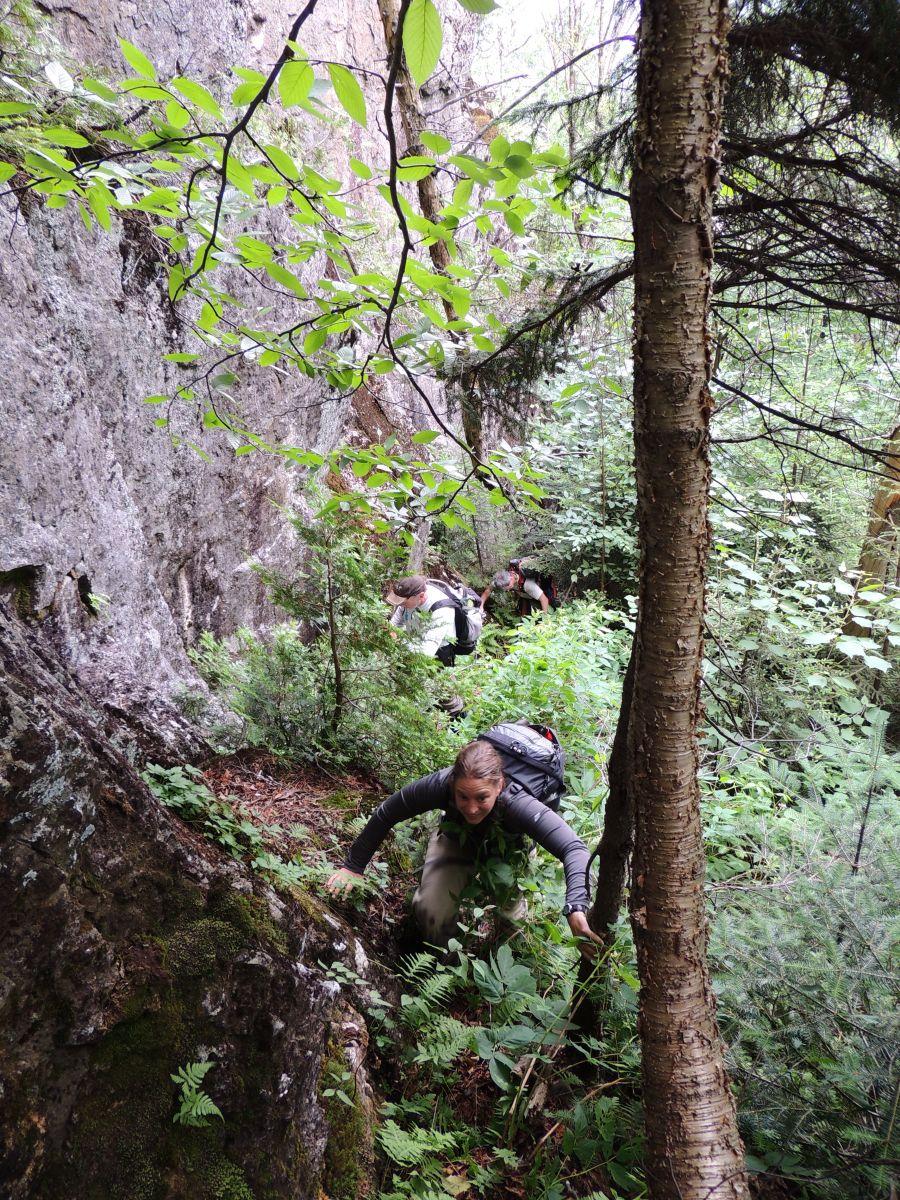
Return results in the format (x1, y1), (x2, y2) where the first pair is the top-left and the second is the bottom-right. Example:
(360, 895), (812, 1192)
(481, 557), (558, 616)
(386, 574), (483, 667)
(325, 722), (601, 958)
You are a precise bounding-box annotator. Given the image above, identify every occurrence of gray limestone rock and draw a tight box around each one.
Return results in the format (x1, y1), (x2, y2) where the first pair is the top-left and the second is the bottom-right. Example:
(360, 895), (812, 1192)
(0, 601), (380, 1198)
(0, 0), (455, 742)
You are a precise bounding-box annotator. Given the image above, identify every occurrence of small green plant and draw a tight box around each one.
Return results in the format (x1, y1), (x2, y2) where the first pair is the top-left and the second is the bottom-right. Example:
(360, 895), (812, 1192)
(321, 1061), (357, 1109)
(171, 1060), (223, 1128)
(142, 762), (336, 895)
(142, 763), (264, 859)
(191, 507), (456, 786)
(86, 590), (111, 613)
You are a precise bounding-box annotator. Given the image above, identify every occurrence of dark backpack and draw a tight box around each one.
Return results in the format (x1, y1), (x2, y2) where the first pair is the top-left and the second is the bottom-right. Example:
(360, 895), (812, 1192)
(477, 721), (566, 810)
(425, 579), (484, 655)
(509, 559), (559, 607)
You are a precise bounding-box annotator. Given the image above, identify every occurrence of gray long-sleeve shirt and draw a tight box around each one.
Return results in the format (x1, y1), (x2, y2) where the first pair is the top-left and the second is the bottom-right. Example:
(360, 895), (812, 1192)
(344, 767), (590, 909)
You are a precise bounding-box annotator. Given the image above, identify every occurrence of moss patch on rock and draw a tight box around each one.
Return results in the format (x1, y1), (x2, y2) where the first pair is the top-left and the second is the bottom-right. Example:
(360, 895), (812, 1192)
(33, 889), (268, 1200)
(319, 1047), (371, 1200)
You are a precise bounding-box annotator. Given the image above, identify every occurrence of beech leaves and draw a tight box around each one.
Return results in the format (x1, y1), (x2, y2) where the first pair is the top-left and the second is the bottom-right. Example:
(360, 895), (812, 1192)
(403, 0), (442, 87)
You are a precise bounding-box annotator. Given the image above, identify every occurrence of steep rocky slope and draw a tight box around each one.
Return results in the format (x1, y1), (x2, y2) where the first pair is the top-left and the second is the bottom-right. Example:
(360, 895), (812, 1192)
(0, 601), (383, 1199)
(0, 0), (474, 729)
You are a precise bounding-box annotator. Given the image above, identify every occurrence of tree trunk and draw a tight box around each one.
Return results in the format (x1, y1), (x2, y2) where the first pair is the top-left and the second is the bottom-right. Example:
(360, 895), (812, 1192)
(588, 634), (636, 945)
(627, 0), (749, 1196)
(843, 424), (900, 635)
(377, 0), (484, 463)
(377, 0), (452, 276)
(572, 636), (635, 1042)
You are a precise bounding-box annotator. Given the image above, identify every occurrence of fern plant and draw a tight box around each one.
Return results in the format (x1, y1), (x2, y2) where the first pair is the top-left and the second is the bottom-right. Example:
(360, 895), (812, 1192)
(171, 1060), (223, 1128)
(397, 952), (460, 1029)
(378, 1120), (465, 1168)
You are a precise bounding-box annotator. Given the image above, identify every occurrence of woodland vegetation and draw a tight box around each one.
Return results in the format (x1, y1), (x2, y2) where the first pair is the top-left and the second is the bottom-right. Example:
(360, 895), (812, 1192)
(1, 0), (898, 1198)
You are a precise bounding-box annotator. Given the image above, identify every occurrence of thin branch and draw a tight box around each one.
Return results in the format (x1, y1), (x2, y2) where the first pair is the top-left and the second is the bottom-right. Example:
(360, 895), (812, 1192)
(459, 37), (636, 153)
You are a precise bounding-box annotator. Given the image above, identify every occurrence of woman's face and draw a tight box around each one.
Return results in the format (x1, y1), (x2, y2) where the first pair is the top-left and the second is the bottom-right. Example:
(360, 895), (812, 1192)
(453, 775), (503, 824)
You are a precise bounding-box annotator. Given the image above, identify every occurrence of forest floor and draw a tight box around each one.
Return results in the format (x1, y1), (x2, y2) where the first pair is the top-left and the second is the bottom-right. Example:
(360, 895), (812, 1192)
(193, 749), (798, 1200)
(194, 750), (586, 1198)
(200, 748), (413, 963)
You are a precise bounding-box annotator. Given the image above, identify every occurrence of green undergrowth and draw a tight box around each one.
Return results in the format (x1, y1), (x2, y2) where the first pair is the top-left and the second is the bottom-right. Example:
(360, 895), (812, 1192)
(156, 592), (898, 1198)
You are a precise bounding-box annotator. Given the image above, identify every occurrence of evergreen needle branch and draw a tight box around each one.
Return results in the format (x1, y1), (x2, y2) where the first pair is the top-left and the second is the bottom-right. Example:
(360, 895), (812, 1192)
(460, 37), (636, 154)
(712, 377), (896, 466)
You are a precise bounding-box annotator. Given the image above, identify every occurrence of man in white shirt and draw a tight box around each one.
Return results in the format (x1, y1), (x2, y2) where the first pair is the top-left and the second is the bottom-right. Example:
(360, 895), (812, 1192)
(387, 575), (460, 665)
(481, 564), (550, 614)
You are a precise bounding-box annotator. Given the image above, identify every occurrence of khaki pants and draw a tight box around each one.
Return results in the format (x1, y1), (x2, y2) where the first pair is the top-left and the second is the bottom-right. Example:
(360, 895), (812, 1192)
(411, 826), (527, 946)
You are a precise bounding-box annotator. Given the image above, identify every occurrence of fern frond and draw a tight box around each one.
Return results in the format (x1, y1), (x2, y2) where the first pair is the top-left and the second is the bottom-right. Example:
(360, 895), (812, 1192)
(378, 1119), (462, 1167)
(411, 1015), (474, 1068)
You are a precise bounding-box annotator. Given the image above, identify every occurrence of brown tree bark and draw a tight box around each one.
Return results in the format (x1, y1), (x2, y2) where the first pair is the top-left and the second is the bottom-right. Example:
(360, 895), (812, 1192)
(572, 637), (635, 1043)
(377, 0), (452, 275)
(843, 424), (900, 635)
(627, 0), (749, 1196)
(587, 634), (636, 946)
(377, 0), (484, 461)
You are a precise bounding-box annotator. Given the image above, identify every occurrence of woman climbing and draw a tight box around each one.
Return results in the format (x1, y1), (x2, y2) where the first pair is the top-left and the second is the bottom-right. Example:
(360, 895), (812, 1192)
(325, 724), (602, 958)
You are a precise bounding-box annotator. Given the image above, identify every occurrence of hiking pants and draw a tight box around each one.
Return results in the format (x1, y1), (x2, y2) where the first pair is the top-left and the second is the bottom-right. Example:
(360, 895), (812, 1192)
(411, 826), (527, 945)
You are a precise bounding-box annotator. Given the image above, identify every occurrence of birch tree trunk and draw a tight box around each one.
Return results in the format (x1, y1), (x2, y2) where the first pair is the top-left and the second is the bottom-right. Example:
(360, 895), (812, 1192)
(627, 0), (749, 1196)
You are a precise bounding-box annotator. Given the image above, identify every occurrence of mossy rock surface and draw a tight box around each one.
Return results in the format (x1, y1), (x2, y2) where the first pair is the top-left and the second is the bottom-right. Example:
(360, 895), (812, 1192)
(0, 609), (378, 1200)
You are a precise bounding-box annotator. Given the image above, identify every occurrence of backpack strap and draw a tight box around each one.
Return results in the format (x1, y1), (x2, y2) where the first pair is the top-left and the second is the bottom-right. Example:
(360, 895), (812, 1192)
(425, 579), (462, 608)
(424, 581), (474, 647)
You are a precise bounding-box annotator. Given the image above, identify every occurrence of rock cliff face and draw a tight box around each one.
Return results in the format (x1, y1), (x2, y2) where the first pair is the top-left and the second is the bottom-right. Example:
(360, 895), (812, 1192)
(0, 0), (470, 728)
(0, 3), (479, 1193)
(0, 601), (382, 1199)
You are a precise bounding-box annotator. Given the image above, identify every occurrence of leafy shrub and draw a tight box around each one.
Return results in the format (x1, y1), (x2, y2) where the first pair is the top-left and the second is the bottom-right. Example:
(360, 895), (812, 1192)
(191, 509), (455, 785)
(454, 599), (630, 770)
(710, 791), (899, 1199)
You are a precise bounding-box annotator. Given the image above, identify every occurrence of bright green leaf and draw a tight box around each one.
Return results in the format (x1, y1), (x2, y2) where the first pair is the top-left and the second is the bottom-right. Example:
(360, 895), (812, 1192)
(165, 100), (191, 128)
(171, 77), (224, 120)
(119, 39), (157, 80)
(263, 142), (300, 179)
(265, 261), (307, 297)
(504, 208), (525, 235)
(403, 0), (442, 87)
(82, 77), (118, 102)
(327, 64), (367, 126)
(230, 82), (257, 105)
(304, 327), (327, 355)
(420, 130), (451, 154)
(279, 58), (314, 108)
(349, 156), (373, 179)
(44, 127), (90, 148)
(85, 185), (112, 230)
